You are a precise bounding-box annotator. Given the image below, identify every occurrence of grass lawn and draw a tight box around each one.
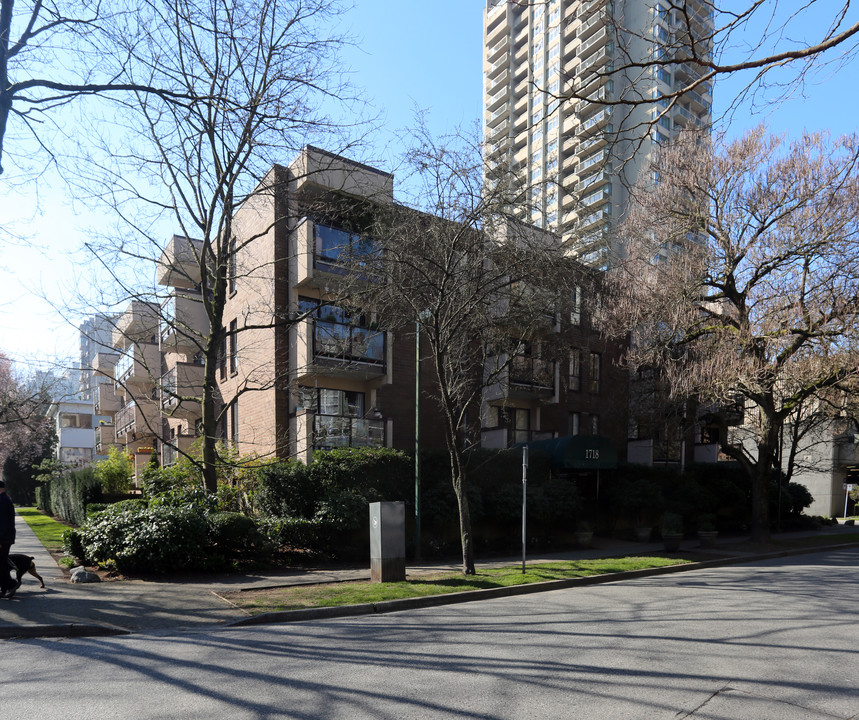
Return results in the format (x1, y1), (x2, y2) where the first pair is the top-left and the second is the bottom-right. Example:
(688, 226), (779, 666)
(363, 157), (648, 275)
(223, 556), (691, 614)
(16, 507), (72, 551)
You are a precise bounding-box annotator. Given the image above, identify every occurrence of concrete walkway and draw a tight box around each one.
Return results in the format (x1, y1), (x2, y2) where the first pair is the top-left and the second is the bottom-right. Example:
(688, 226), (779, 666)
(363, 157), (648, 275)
(1, 511), (856, 639)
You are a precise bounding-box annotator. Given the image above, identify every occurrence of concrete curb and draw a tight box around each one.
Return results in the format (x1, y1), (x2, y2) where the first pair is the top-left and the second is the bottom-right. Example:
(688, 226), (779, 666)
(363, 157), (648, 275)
(225, 541), (859, 629)
(0, 624), (131, 640)
(3, 540), (856, 639)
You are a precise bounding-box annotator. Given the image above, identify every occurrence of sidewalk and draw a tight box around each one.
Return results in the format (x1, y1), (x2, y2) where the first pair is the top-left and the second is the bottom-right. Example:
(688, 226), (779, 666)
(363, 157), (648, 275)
(1, 512), (856, 639)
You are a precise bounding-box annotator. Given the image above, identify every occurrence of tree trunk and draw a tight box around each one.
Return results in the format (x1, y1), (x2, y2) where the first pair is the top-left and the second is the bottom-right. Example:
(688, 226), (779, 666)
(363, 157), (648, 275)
(750, 414), (780, 543)
(452, 473), (475, 575)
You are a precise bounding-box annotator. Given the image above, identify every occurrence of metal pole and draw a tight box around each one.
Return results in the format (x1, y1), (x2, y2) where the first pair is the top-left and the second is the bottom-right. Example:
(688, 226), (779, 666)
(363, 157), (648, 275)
(522, 445), (528, 574)
(414, 320), (421, 561)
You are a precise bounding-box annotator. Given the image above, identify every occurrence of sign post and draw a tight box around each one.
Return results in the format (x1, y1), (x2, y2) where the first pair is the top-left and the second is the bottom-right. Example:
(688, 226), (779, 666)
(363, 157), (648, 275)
(522, 445), (528, 574)
(845, 483), (855, 518)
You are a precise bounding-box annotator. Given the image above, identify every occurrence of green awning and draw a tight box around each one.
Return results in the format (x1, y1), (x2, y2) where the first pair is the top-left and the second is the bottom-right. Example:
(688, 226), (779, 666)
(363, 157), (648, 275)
(523, 435), (618, 470)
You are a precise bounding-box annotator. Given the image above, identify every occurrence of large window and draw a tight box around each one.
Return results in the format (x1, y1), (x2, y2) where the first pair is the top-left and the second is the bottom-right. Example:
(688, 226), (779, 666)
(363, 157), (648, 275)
(314, 223), (377, 267)
(230, 401), (239, 445)
(589, 352), (601, 394)
(228, 319), (238, 375)
(228, 237), (237, 294)
(299, 298), (384, 364)
(569, 349), (581, 391)
(60, 413), (92, 429)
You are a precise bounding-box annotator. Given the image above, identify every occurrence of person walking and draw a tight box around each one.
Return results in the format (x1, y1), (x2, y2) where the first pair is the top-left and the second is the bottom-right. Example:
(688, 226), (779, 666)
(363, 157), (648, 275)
(0, 481), (17, 599)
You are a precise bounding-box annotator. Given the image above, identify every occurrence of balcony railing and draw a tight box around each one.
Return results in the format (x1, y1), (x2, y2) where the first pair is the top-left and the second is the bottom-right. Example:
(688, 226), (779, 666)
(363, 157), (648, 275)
(510, 356), (555, 389)
(114, 403), (136, 436)
(313, 414), (386, 450)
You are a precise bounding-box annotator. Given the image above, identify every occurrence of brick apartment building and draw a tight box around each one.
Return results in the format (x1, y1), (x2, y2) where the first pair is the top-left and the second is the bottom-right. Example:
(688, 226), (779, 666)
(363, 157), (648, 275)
(96, 146), (627, 479)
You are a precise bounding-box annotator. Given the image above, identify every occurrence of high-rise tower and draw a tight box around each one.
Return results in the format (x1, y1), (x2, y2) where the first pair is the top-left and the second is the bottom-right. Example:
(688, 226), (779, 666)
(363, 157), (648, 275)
(483, 0), (713, 266)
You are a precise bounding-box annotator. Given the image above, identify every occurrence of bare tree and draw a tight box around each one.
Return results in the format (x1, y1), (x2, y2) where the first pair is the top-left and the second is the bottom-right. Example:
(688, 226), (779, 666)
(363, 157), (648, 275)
(347, 123), (580, 574)
(72, 0), (361, 492)
(0, 0), (205, 178)
(0, 352), (53, 472)
(604, 127), (859, 541)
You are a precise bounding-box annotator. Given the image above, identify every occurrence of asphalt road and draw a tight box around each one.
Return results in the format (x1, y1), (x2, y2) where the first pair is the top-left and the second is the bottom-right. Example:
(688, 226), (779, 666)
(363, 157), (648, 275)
(3, 548), (857, 719)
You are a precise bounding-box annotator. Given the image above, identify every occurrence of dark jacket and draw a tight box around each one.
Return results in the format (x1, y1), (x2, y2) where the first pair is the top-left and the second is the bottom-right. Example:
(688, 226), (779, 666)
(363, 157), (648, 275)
(0, 493), (15, 546)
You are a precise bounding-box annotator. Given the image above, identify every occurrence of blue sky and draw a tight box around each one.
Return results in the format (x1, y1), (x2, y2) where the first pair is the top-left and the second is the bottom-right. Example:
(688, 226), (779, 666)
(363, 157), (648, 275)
(1, 0), (857, 372)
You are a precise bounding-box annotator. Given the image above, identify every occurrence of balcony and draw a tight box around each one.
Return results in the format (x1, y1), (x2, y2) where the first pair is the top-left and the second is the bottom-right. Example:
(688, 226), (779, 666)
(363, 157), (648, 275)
(312, 414), (386, 450)
(296, 318), (387, 382)
(577, 9), (607, 41)
(487, 103), (509, 129)
(485, 27), (510, 63)
(485, 355), (558, 403)
(577, 26), (608, 61)
(578, 44), (613, 75)
(161, 430), (197, 467)
(94, 382), (120, 416)
(578, 206), (612, 232)
(114, 342), (160, 395)
(580, 107), (612, 132)
(155, 235), (204, 289)
(293, 219), (379, 289)
(672, 104), (707, 129)
(486, 84), (509, 114)
(112, 301), (160, 347)
(160, 289), (208, 353)
(95, 422), (116, 453)
(294, 410), (389, 462)
(161, 362), (205, 420)
(510, 356), (557, 396)
(114, 400), (158, 442)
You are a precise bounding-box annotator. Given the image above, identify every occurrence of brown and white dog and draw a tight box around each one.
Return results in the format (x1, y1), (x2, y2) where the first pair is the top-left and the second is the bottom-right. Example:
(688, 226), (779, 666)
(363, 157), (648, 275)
(7, 554), (45, 589)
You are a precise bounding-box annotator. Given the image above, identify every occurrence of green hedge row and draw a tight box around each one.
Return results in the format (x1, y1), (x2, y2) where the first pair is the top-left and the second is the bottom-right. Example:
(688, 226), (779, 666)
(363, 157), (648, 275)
(36, 467), (104, 526)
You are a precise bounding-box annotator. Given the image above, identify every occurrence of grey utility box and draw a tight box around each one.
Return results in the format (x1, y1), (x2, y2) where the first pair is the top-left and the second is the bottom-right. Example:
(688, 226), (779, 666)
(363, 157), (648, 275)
(369, 501), (406, 583)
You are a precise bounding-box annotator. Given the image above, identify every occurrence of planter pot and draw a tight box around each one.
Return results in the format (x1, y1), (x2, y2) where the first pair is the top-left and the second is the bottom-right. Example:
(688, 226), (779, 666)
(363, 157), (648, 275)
(662, 532), (683, 552)
(575, 530), (594, 548)
(698, 530), (719, 548)
(634, 527), (652, 543)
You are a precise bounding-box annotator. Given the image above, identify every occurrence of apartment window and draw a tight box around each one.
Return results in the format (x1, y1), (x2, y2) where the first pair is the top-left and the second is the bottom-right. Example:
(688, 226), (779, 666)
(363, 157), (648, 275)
(549, 7), (560, 24)
(655, 67), (672, 85)
(569, 412), (580, 436)
(531, 147), (543, 165)
(590, 414), (600, 435)
(531, 108), (543, 125)
(589, 352), (601, 393)
(547, 138), (558, 156)
(546, 116), (559, 134)
(654, 24), (670, 43)
(571, 286), (582, 325)
(530, 166), (543, 182)
(228, 238), (237, 294)
(531, 127), (543, 144)
(60, 413), (93, 429)
(218, 327), (227, 381)
(569, 348), (581, 391)
(548, 38), (559, 55)
(228, 319), (238, 375)
(230, 401), (239, 445)
(548, 78), (559, 95)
